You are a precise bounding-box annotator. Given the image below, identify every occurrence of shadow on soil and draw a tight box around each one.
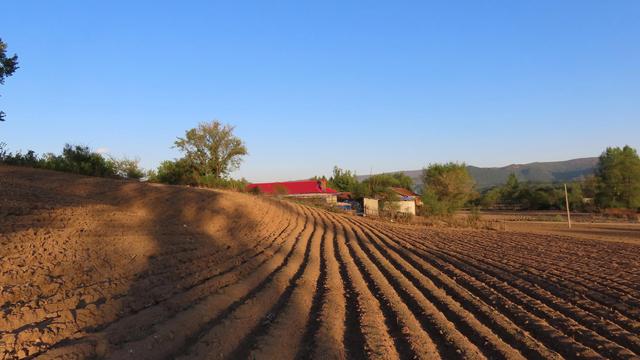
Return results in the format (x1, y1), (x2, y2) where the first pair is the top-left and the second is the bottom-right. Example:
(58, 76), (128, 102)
(0, 165), (301, 358)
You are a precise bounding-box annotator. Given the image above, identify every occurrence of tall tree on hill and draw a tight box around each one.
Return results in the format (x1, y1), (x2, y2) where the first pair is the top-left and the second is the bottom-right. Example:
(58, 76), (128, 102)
(595, 145), (640, 209)
(175, 121), (248, 179)
(421, 162), (475, 215)
(328, 166), (358, 192)
(0, 38), (19, 121)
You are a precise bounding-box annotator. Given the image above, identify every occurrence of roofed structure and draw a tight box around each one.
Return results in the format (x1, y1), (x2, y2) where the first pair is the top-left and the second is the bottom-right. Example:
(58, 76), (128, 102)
(247, 179), (337, 196)
(390, 187), (422, 206)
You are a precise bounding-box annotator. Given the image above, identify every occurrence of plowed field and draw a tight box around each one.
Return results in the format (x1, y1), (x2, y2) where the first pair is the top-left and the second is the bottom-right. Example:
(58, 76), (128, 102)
(2, 166), (640, 359)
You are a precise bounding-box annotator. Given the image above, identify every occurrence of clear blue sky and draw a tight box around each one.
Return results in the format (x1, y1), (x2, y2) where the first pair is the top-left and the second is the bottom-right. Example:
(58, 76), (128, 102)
(2, 1), (639, 182)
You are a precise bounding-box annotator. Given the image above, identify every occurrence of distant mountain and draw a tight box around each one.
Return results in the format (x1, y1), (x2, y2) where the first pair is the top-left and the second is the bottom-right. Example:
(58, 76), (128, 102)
(357, 157), (599, 191)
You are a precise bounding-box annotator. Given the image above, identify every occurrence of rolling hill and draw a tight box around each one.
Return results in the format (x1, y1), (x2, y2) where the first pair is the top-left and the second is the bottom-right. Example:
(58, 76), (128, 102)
(358, 157), (599, 190)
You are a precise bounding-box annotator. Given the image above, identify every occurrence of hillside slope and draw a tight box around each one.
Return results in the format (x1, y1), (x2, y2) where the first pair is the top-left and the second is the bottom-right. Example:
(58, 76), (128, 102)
(1, 166), (639, 360)
(358, 157), (598, 190)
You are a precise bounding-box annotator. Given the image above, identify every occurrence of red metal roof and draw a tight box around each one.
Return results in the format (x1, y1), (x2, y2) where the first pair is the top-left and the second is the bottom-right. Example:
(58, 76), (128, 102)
(247, 180), (337, 195)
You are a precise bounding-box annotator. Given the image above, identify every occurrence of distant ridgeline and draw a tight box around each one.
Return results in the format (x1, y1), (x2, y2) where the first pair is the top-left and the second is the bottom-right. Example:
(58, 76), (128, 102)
(358, 157), (599, 191)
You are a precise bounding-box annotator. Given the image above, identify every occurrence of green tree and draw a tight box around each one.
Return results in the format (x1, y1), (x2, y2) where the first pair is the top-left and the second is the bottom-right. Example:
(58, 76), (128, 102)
(581, 175), (598, 199)
(390, 172), (414, 191)
(566, 182), (585, 211)
(502, 173), (521, 205)
(379, 191), (401, 217)
(421, 162), (475, 215)
(174, 120), (248, 179)
(595, 145), (640, 209)
(361, 174), (391, 198)
(480, 187), (502, 208)
(0, 38), (19, 122)
(361, 172), (414, 197)
(109, 157), (145, 179)
(150, 158), (197, 185)
(39, 144), (116, 177)
(328, 166), (358, 192)
(356, 182), (370, 198)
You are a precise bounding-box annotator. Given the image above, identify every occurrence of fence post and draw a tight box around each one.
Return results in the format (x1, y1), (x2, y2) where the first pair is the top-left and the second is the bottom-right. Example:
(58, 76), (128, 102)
(564, 183), (572, 229)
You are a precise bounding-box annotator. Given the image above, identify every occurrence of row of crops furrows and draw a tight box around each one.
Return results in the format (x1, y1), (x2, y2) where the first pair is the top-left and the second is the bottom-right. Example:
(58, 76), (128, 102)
(35, 203), (640, 359)
(32, 200), (305, 359)
(350, 216), (640, 359)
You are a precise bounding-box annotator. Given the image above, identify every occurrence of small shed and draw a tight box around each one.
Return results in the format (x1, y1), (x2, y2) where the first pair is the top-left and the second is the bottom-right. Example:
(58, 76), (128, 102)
(363, 198), (379, 216)
(390, 187), (422, 206)
(391, 200), (416, 215)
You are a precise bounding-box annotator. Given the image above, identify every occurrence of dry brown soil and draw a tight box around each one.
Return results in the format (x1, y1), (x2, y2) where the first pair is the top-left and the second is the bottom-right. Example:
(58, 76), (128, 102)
(473, 211), (640, 244)
(2, 166), (640, 359)
(502, 222), (640, 245)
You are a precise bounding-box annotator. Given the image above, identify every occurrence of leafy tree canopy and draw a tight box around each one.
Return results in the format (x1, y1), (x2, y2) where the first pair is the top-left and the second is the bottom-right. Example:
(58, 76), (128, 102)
(0, 38), (19, 121)
(362, 173), (413, 194)
(328, 166), (358, 192)
(596, 145), (640, 209)
(421, 162), (475, 215)
(174, 120), (248, 179)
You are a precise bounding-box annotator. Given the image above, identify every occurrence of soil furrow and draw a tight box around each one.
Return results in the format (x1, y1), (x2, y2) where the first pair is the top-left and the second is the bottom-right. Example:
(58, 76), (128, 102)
(309, 219), (347, 360)
(242, 208), (325, 359)
(34, 210), (300, 358)
(174, 207), (317, 359)
(397, 239), (618, 358)
(333, 219), (368, 360)
(357, 219), (560, 359)
(4, 167), (640, 360)
(341, 215), (527, 360)
(96, 207), (311, 359)
(333, 221), (399, 359)
(337, 217), (440, 360)
(400, 232), (640, 355)
(420, 231), (640, 325)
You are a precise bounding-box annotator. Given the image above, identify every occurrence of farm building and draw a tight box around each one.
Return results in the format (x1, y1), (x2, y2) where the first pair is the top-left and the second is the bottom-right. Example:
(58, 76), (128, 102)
(247, 179), (338, 203)
(390, 187), (422, 206)
(363, 197), (379, 216)
(390, 200), (416, 216)
(378, 187), (420, 215)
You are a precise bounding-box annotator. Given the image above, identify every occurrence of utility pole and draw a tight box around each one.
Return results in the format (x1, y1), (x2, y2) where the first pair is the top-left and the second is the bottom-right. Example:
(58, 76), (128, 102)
(564, 183), (572, 229)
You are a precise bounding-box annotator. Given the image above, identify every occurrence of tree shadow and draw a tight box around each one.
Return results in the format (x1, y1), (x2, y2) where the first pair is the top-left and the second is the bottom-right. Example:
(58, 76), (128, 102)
(0, 165), (298, 358)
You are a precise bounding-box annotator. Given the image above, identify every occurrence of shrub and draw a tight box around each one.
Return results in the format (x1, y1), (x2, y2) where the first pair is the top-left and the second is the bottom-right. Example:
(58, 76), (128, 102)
(223, 178), (249, 192)
(151, 159), (197, 185)
(0, 149), (41, 167)
(466, 206), (481, 226)
(197, 174), (248, 191)
(361, 173), (414, 197)
(1, 143), (118, 178)
(109, 157), (145, 179)
(40, 144), (116, 177)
